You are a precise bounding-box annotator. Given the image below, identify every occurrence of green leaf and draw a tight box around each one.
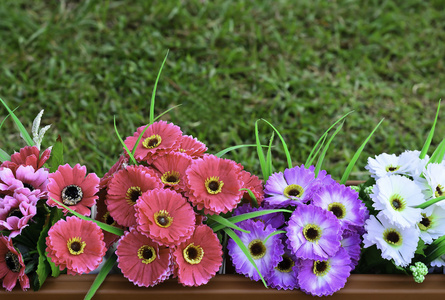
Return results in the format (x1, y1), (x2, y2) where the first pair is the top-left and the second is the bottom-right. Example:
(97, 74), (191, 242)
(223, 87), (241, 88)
(427, 138), (445, 165)
(0, 98), (34, 146)
(149, 50), (170, 124)
(207, 214), (250, 233)
(306, 111), (353, 166)
(215, 144), (262, 158)
(420, 100), (441, 159)
(240, 188), (258, 208)
(0, 148), (10, 162)
(265, 132), (274, 177)
(113, 117), (138, 165)
(223, 228), (267, 288)
(49, 197), (125, 236)
(0, 106), (18, 130)
(314, 121), (344, 177)
(340, 118), (384, 184)
(154, 104), (183, 122)
(264, 230), (286, 244)
(255, 120), (269, 181)
(416, 195), (445, 209)
(210, 209), (292, 232)
(35, 216), (52, 290)
(47, 135), (64, 173)
(261, 119), (292, 169)
(84, 253), (117, 300)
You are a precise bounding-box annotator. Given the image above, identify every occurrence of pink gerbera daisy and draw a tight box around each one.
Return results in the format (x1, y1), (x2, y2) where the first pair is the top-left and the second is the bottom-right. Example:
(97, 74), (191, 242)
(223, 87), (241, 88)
(239, 170), (264, 206)
(151, 152), (192, 193)
(46, 164), (100, 216)
(176, 135), (207, 158)
(135, 188), (195, 246)
(15, 165), (48, 199)
(46, 216), (106, 274)
(0, 235), (29, 291)
(186, 155), (243, 215)
(173, 224), (223, 287)
(116, 227), (173, 287)
(106, 165), (162, 227)
(123, 120), (182, 163)
(1, 146), (51, 174)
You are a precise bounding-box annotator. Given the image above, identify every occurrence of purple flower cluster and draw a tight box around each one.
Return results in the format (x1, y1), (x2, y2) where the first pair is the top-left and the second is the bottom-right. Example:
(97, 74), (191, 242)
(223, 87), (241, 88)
(227, 165), (368, 296)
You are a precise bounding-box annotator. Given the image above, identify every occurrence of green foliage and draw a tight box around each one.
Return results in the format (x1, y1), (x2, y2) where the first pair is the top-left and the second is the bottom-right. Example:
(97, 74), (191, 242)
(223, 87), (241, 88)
(47, 135), (63, 173)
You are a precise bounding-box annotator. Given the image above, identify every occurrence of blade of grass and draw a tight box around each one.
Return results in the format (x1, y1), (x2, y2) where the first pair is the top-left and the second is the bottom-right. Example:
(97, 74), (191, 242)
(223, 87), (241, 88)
(420, 100), (441, 159)
(264, 230), (286, 244)
(207, 215), (250, 233)
(0, 106), (19, 130)
(149, 50), (170, 124)
(0, 98), (34, 146)
(314, 121), (344, 177)
(84, 253), (117, 300)
(215, 144), (268, 158)
(255, 120), (269, 180)
(261, 119), (292, 169)
(153, 104), (182, 122)
(306, 111), (354, 166)
(306, 134), (327, 167)
(113, 117), (137, 165)
(50, 197), (125, 236)
(0, 149), (10, 161)
(427, 138), (445, 165)
(240, 188), (258, 208)
(223, 228), (267, 288)
(265, 132), (274, 176)
(340, 118), (384, 184)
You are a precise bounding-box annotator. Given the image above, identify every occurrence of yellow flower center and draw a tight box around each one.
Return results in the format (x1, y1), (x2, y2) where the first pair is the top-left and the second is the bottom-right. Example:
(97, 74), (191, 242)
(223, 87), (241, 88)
(248, 239), (267, 259)
(142, 134), (162, 149)
(435, 184), (444, 198)
(137, 245), (156, 264)
(385, 165), (400, 173)
(328, 202), (346, 219)
(383, 228), (403, 246)
(154, 210), (173, 228)
(283, 184), (304, 199)
(183, 243), (204, 265)
(418, 213), (433, 231)
(126, 186), (142, 205)
(313, 260), (330, 276)
(67, 237), (86, 255)
(204, 176), (224, 194)
(303, 224), (322, 243)
(161, 171), (180, 185)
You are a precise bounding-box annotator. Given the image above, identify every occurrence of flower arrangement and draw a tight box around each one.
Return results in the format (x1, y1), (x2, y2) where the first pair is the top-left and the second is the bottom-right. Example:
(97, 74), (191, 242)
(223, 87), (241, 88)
(0, 60), (444, 298)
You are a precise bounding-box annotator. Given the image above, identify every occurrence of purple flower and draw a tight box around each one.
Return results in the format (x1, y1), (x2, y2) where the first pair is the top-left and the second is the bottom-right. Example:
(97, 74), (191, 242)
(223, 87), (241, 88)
(298, 247), (352, 296)
(312, 183), (367, 229)
(286, 204), (342, 260)
(227, 219), (284, 282)
(0, 190), (39, 237)
(232, 203), (285, 229)
(265, 249), (299, 290)
(0, 167), (22, 194)
(264, 165), (320, 208)
(341, 229), (362, 270)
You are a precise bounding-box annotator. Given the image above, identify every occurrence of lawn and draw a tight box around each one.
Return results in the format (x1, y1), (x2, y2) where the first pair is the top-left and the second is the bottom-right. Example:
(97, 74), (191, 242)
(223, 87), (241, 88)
(1, 0), (444, 179)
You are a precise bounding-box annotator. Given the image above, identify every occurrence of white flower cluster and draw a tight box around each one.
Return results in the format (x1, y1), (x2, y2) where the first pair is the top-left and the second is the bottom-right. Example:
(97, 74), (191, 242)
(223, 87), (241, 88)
(363, 150), (445, 267)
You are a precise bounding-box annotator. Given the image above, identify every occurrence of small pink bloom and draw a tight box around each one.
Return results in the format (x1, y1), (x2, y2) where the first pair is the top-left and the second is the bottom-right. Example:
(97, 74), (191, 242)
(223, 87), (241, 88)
(0, 191), (38, 238)
(0, 235), (29, 291)
(151, 152), (192, 193)
(176, 135), (207, 158)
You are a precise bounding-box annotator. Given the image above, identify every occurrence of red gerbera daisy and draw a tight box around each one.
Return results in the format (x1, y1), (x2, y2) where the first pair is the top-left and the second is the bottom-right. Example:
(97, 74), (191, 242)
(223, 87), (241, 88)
(176, 135), (207, 158)
(185, 155), (243, 215)
(135, 188), (195, 246)
(173, 224), (223, 287)
(46, 216), (106, 274)
(106, 165), (162, 227)
(46, 164), (100, 216)
(151, 152), (192, 193)
(123, 120), (182, 163)
(1, 146), (50, 173)
(0, 235), (29, 291)
(116, 227), (173, 287)
(239, 170), (265, 206)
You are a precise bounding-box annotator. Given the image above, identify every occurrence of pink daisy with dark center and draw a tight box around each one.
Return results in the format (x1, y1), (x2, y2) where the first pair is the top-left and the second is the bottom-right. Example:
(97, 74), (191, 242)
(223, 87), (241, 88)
(116, 227), (173, 287)
(46, 216), (106, 274)
(173, 224), (223, 287)
(151, 152), (192, 193)
(135, 188), (195, 246)
(106, 165), (162, 227)
(186, 155), (243, 215)
(176, 135), (207, 158)
(123, 120), (182, 163)
(0, 235), (29, 291)
(46, 164), (100, 216)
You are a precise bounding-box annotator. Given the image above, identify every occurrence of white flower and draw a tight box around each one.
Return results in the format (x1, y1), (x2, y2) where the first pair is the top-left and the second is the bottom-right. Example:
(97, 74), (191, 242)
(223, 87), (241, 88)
(399, 150), (429, 179)
(366, 153), (414, 179)
(371, 175), (424, 229)
(422, 163), (445, 205)
(363, 215), (419, 267)
(418, 205), (445, 244)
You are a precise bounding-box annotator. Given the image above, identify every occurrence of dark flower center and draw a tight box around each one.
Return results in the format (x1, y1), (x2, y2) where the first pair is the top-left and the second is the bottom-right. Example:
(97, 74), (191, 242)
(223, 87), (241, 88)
(157, 216), (168, 226)
(142, 135), (162, 149)
(161, 171), (180, 185)
(125, 186), (142, 205)
(142, 248), (154, 260)
(138, 245), (156, 264)
(209, 181), (219, 191)
(284, 184), (304, 199)
(70, 242), (82, 252)
(385, 165), (400, 172)
(436, 185), (444, 198)
(205, 177), (224, 194)
(23, 182), (35, 191)
(61, 185), (84, 206)
(313, 260), (330, 276)
(103, 212), (115, 226)
(183, 243), (204, 265)
(154, 210), (173, 228)
(5, 251), (20, 273)
(390, 194), (405, 211)
(384, 229), (402, 245)
(303, 224), (321, 242)
(275, 254), (294, 273)
(328, 202), (346, 219)
(419, 213), (432, 231)
(8, 208), (23, 219)
(248, 239), (266, 259)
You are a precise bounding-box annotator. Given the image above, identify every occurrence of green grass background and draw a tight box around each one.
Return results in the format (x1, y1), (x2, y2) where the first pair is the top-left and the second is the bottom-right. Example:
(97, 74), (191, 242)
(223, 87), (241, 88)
(1, 0), (444, 180)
